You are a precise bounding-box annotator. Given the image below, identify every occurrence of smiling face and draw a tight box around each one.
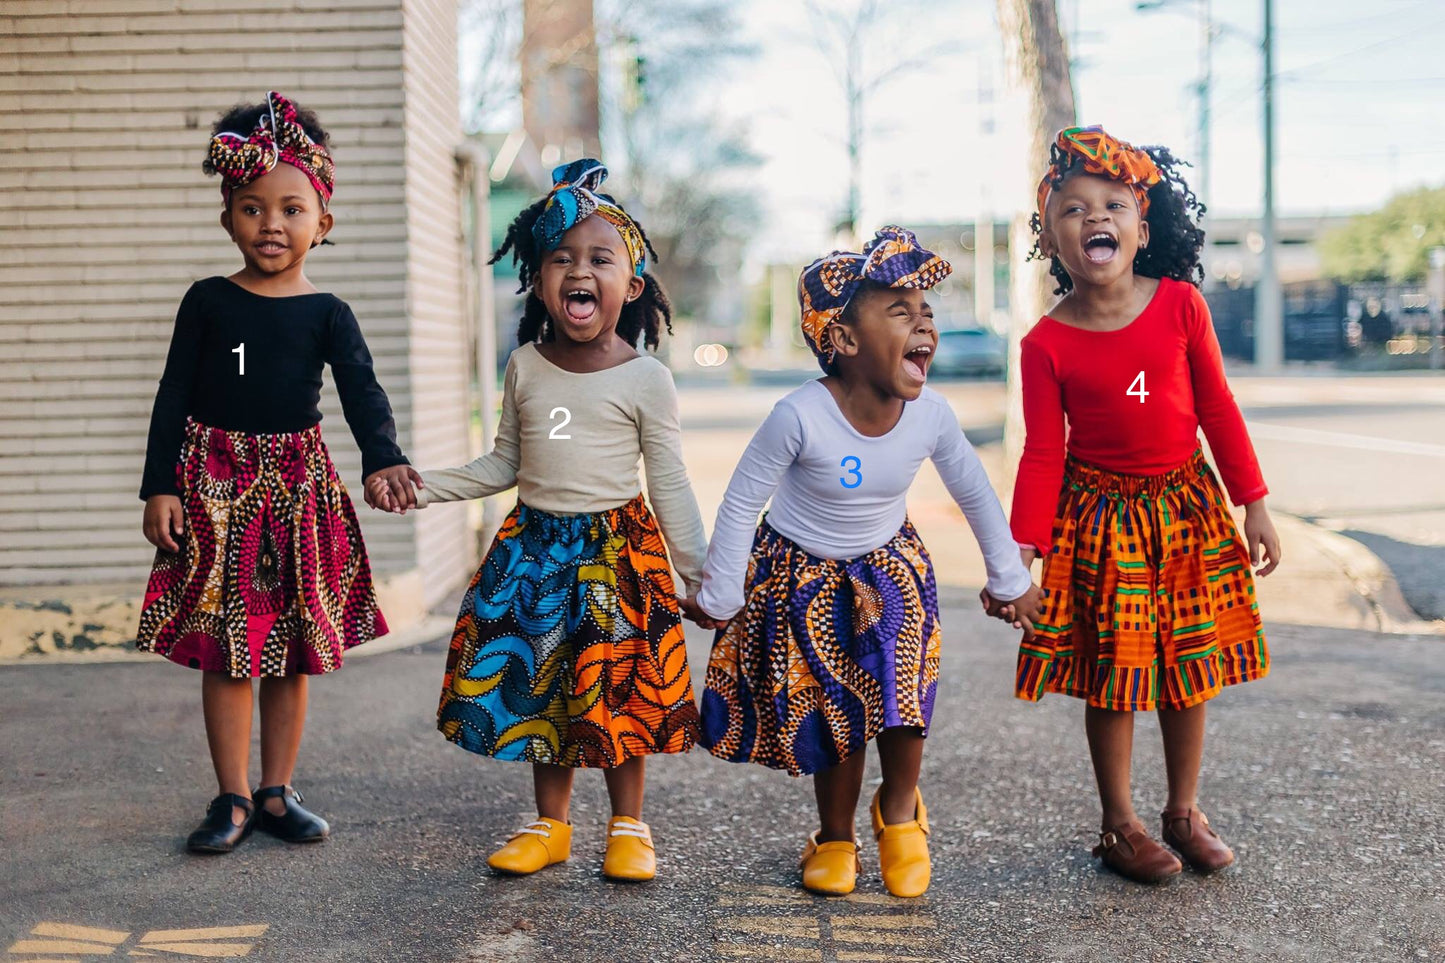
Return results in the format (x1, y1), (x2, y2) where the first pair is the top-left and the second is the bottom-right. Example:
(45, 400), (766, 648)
(828, 285), (938, 400)
(1040, 170), (1150, 290)
(536, 214), (646, 344)
(220, 162), (332, 277)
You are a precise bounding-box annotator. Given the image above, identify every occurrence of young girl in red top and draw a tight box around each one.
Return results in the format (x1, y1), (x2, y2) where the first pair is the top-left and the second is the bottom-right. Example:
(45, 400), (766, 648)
(996, 126), (1282, 884)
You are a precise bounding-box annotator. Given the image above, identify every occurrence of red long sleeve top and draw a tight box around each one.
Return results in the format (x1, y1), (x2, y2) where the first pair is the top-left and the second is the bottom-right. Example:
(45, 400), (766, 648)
(1010, 278), (1269, 554)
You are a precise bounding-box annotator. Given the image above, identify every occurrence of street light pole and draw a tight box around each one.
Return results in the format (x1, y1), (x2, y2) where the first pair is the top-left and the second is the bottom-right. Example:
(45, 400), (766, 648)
(1197, 0), (1211, 212)
(1253, 0), (1283, 371)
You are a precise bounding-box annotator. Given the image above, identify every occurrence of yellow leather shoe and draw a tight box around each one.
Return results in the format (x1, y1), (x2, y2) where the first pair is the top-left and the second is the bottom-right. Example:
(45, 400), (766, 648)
(871, 787), (931, 898)
(602, 817), (656, 882)
(486, 817), (571, 875)
(799, 830), (860, 896)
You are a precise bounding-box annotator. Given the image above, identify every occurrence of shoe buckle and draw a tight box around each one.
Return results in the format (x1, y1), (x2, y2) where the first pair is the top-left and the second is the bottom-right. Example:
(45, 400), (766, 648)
(1100, 831), (1119, 849)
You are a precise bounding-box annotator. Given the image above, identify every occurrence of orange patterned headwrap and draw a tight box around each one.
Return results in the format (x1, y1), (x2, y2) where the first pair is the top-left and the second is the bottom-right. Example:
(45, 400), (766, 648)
(1036, 126), (1161, 226)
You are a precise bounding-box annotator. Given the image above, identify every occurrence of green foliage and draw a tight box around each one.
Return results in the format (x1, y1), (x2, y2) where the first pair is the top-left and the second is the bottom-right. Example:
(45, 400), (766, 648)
(1320, 186), (1445, 283)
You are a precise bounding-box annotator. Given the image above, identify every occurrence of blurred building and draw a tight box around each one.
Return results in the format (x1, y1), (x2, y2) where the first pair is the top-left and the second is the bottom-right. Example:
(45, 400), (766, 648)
(1201, 215), (1350, 290)
(521, 0), (600, 165)
(0, 0), (481, 658)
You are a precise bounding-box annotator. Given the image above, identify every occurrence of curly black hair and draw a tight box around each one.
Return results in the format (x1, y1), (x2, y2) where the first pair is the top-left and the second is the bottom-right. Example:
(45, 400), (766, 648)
(201, 98), (331, 204)
(1029, 144), (1206, 296)
(489, 196), (673, 351)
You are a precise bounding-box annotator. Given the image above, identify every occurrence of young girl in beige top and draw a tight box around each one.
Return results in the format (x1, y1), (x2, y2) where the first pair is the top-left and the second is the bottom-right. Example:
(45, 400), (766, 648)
(377, 160), (707, 883)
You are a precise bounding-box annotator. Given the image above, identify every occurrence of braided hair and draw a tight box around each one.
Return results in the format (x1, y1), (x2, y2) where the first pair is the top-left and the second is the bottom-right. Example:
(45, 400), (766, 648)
(490, 197), (674, 350)
(1029, 144), (1206, 296)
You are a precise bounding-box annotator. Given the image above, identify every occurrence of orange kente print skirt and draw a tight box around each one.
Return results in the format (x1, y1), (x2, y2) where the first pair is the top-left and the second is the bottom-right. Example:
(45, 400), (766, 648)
(1016, 451), (1269, 712)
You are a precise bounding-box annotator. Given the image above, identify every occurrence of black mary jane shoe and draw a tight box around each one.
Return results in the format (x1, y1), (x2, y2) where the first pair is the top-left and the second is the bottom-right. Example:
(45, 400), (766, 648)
(186, 793), (256, 855)
(253, 785), (329, 844)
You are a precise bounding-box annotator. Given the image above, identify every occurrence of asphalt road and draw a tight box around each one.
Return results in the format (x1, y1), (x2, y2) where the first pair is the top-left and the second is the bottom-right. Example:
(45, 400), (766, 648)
(3, 593), (1442, 963)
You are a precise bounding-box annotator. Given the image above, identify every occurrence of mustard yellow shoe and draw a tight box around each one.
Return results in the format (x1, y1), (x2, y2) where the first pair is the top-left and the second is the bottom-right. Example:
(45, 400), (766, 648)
(800, 830), (861, 896)
(871, 787), (931, 898)
(486, 817), (571, 875)
(602, 817), (656, 882)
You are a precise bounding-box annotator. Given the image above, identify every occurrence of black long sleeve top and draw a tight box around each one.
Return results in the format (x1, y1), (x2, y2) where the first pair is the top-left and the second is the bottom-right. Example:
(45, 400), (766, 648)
(139, 277), (408, 500)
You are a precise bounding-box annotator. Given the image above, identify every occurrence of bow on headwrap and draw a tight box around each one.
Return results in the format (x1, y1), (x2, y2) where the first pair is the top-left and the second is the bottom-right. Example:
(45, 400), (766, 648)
(1036, 125), (1161, 226)
(798, 226), (952, 371)
(209, 91), (335, 208)
(533, 159), (647, 276)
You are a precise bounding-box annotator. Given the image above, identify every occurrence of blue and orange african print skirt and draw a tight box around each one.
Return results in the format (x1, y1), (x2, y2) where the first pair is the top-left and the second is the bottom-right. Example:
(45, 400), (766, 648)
(436, 494), (700, 768)
(1017, 450), (1269, 712)
(700, 519), (942, 776)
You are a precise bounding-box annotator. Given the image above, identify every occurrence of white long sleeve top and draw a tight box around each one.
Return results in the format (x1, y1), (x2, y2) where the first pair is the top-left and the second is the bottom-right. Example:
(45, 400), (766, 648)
(413, 343), (709, 594)
(695, 380), (1033, 620)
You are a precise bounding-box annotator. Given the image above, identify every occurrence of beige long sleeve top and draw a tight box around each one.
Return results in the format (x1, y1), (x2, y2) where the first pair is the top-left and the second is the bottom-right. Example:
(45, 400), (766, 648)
(414, 343), (709, 594)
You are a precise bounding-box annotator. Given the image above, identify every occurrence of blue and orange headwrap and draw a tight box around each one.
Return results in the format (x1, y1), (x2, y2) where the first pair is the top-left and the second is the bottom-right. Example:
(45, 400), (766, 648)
(1036, 125), (1161, 226)
(533, 159), (647, 276)
(208, 91), (335, 209)
(798, 226), (952, 371)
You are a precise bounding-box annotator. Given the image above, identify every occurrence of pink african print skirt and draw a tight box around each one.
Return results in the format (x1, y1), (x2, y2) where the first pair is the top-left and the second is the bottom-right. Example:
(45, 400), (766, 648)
(136, 418), (388, 678)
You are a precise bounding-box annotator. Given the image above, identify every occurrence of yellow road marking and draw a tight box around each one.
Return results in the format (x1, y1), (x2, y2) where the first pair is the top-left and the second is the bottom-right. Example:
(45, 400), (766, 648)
(715, 947), (822, 962)
(831, 929), (934, 947)
(7, 940), (117, 955)
(836, 953), (938, 962)
(30, 924), (128, 944)
(716, 916), (819, 940)
(138, 927), (267, 943)
(830, 915), (933, 930)
(128, 943), (253, 958)
(10, 959), (82, 962)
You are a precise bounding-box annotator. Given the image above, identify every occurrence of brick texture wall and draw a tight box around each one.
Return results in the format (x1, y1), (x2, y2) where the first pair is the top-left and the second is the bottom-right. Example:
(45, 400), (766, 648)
(0, 0), (474, 605)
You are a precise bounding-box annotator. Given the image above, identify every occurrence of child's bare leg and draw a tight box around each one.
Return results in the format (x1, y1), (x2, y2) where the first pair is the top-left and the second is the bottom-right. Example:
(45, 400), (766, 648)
(201, 672), (254, 824)
(1158, 702), (1206, 813)
(602, 756), (645, 820)
(875, 726), (925, 824)
(258, 673), (308, 815)
(534, 763), (576, 822)
(813, 748), (867, 842)
(1084, 705), (1139, 830)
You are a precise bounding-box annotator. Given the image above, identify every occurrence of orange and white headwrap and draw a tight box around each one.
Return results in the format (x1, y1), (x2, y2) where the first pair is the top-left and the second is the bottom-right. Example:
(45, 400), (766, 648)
(1036, 126), (1161, 226)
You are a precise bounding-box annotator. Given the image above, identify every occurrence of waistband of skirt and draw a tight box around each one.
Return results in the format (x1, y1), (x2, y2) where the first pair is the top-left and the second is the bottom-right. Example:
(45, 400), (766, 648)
(757, 514), (923, 566)
(184, 417), (326, 458)
(515, 493), (650, 532)
(1064, 449), (1211, 498)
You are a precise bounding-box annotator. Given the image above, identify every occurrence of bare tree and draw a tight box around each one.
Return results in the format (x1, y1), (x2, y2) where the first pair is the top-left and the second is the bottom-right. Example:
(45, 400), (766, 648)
(996, 0), (1076, 467)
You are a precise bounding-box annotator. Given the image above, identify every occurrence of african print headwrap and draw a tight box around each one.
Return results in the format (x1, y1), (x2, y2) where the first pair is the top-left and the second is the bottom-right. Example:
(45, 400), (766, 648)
(533, 159), (647, 276)
(209, 91), (335, 208)
(1036, 126), (1161, 225)
(798, 226), (952, 371)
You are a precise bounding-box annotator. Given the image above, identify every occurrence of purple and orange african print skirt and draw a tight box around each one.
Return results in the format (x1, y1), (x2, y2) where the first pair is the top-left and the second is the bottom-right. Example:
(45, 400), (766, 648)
(701, 518), (942, 776)
(136, 418), (387, 678)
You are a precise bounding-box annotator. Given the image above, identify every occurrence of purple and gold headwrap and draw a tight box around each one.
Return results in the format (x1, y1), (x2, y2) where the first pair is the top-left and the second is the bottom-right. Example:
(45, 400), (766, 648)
(209, 91), (335, 209)
(1036, 125), (1161, 226)
(798, 226), (952, 371)
(533, 159), (646, 276)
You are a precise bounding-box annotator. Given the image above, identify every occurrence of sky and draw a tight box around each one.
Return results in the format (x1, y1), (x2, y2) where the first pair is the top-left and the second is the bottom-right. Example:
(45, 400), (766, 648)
(695, 0), (1443, 262)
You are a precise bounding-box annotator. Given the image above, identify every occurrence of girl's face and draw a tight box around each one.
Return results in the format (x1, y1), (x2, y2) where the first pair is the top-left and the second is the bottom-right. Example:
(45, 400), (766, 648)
(1041, 171), (1149, 289)
(537, 214), (646, 344)
(827, 286), (937, 401)
(221, 163), (332, 276)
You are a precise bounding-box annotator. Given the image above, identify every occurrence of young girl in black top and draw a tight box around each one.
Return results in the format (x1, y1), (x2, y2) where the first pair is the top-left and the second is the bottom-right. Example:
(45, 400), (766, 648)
(137, 92), (419, 854)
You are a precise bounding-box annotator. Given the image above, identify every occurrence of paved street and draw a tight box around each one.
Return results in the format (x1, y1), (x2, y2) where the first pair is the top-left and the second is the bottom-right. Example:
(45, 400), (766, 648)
(3, 596), (1442, 963)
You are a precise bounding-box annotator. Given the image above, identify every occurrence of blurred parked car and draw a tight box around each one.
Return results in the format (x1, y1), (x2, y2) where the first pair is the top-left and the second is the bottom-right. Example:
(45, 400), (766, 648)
(932, 327), (1006, 378)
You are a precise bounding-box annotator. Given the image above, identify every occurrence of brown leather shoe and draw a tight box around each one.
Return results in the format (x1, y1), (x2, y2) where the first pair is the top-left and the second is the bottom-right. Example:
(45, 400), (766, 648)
(1161, 807), (1235, 873)
(1092, 824), (1183, 884)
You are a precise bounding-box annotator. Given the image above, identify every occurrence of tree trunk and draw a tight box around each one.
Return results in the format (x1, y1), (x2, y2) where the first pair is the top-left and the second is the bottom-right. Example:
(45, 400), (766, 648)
(996, 0), (1076, 475)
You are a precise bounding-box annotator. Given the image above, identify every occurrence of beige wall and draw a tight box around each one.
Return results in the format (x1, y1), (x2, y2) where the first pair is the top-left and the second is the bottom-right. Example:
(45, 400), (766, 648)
(0, 0), (475, 608)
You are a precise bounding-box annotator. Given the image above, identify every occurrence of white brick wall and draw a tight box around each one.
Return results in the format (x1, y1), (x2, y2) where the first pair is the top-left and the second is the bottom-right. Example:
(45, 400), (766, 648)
(0, 0), (473, 597)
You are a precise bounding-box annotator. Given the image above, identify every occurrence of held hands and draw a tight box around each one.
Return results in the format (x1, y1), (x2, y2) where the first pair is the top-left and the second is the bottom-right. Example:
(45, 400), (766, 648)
(979, 583), (1044, 641)
(365, 466), (424, 514)
(142, 495), (185, 553)
(677, 594), (728, 631)
(1243, 500), (1282, 576)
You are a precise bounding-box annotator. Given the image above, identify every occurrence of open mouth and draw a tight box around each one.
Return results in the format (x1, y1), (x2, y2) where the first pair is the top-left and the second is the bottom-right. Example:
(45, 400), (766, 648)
(563, 289), (597, 323)
(1083, 232), (1119, 264)
(256, 242), (288, 256)
(902, 344), (932, 383)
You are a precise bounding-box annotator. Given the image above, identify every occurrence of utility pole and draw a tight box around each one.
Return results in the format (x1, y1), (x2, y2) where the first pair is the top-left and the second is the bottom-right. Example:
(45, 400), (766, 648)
(1197, 0), (1212, 211)
(1254, 0), (1283, 371)
(975, 56), (996, 331)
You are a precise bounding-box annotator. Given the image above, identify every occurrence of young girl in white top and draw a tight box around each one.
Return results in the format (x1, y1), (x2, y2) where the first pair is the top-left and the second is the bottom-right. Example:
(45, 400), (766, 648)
(682, 227), (1043, 898)
(379, 160), (708, 883)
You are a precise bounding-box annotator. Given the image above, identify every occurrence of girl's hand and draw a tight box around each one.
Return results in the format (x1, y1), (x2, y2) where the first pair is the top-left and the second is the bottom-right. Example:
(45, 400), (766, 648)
(677, 594), (726, 631)
(143, 495), (185, 553)
(365, 466), (424, 514)
(1243, 500), (1282, 576)
(1001, 583), (1044, 634)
